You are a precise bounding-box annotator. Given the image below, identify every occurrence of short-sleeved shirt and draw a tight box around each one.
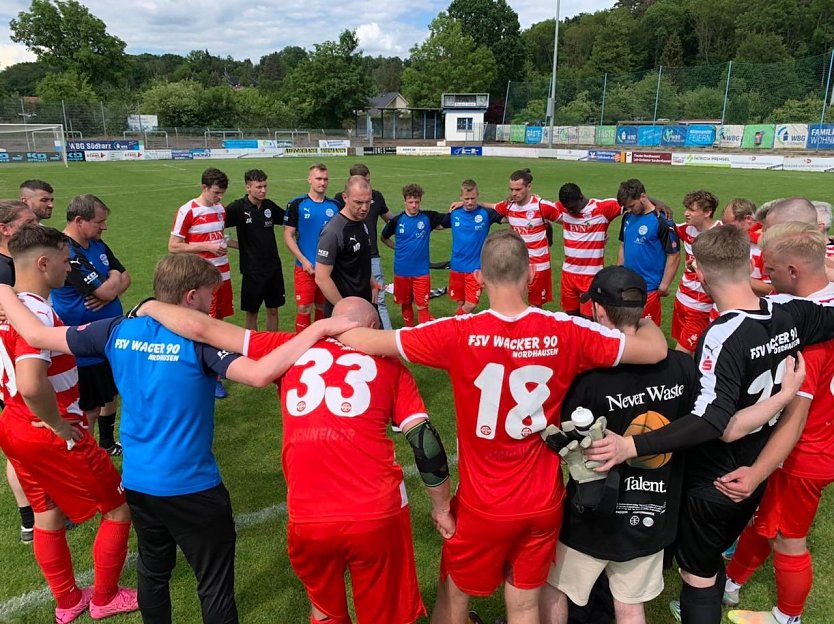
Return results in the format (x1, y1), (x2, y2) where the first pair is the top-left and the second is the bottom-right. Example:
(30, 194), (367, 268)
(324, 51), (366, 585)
(316, 212), (372, 302)
(558, 351), (699, 561)
(284, 195), (339, 268)
(171, 199), (230, 281)
(225, 195), (284, 275)
(684, 296), (834, 501)
(494, 195), (560, 272)
(65, 316), (240, 496)
(619, 211), (679, 291)
(381, 210), (445, 277)
(51, 237), (126, 367)
(396, 308), (625, 520)
(0, 292), (83, 422)
(440, 206), (504, 273)
(245, 333), (428, 523)
(334, 190), (389, 258)
(0, 253), (14, 286)
(554, 198), (622, 276)
(675, 221), (720, 313)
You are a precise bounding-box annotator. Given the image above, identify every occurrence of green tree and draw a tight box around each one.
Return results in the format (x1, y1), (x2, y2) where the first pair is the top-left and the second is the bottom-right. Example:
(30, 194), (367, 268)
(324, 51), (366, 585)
(685, 0), (742, 63)
(10, 0), (128, 91)
(0, 62), (50, 96)
(512, 99), (546, 124)
(282, 30), (373, 128)
(140, 80), (205, 127)
(680, 86), (724, 118)
(401, 13), (497, 108)
(448, 0), (525, 95)
(641, 0), (692, 67)
(769, 95), (828, 122)
(256, 47), (308, 91)
(232, 88), (297, 127)
(556, 91), (599, 124)
(35, 69), (97, 102)
(368, 56), (404, 93)
(522, 19), (556, 77)
(588, 10), (636, 76)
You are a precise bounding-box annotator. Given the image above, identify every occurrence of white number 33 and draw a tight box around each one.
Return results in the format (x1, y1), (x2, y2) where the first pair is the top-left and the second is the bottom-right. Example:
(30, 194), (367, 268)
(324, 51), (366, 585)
(285, 348), (377, 417)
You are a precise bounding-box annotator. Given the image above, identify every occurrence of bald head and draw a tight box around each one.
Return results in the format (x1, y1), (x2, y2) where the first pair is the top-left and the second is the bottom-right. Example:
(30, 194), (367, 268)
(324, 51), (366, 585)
(332, 297), (380, 329)
(344, 175), (371, 197)
(764, 197), (817, 230)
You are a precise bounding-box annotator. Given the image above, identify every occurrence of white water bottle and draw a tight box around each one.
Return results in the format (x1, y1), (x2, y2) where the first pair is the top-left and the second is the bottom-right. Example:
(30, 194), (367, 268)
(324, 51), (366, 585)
(570, 406), (595, 437)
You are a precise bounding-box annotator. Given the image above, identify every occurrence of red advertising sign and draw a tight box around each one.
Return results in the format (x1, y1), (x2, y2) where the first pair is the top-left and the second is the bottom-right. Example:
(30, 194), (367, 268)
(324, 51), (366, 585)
(630, 151), (672, 165)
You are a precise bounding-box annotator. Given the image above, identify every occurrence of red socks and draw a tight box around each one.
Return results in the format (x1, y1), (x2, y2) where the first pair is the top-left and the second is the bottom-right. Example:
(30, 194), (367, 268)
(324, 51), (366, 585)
(92, 519), (130, 606)
(726, 527), (772, 585)
(455, 306), (465, 316)
(775, 550), (812, 617)
(33, 527), (80, 609)
(296, 313), (311, 333)
(417, 307), (432, 324)
(401, 305), (415, 327)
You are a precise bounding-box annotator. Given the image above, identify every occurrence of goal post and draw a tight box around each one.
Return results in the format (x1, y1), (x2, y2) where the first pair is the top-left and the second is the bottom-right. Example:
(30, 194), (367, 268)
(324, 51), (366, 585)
(0, 123), (68, 167)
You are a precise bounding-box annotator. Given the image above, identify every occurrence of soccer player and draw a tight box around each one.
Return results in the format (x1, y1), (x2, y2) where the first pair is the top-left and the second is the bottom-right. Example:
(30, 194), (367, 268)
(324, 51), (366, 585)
(337, 230), (669, 624)
(441, 179), (504, 315)
(0, 200), (38, 543)
(540, 266), (700, 624)
(283, 163), (339, 332)
(52, 195), (130, 455)
(0, 224), (137, 623)
(169, 167), (233, 398)
(225, 169), (286, 332)
(333, 163), (393, 328)
(671, 190), (721, 355)
(720, 198), (772, 297)
(315, 176), (375, 314)
(552, 183), (623, 317)
(586, 224), (834, 624)
(722, 222), (834, 624)
(617, 179), (679, 325)
(381, 183), (446, 326)
(19, 179), (54, 222)
(0, 253), (353, 624)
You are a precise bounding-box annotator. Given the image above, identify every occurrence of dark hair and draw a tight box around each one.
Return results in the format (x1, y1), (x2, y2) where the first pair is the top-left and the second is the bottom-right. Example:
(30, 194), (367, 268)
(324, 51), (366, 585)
(0, 200), (31, 224)
(601, 293), (644, 330)
(402, 183), (424, 199)
(559, 183), (583, 205)
(201, 168), (229, 189)
(510, 169), (533, 185)
(683, 190), (719, 217)
(19, 179), (54, 194)
(617, 179), (646, 205)
(67, 194), (109, 222)
(244, 169), (267, 183)
(8, 224), (66, 258)
(349, 163), (370, 177)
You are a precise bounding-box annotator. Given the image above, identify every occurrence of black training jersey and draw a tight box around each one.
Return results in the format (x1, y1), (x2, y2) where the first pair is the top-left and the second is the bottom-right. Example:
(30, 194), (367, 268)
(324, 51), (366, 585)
(334, 189), (389, 258)
(686, 296), (834, 501)
(225, 196), (284, 275)
(316, 213), (372, 302)
(559, 351), (698, 560)
(0, 253), (14, 286)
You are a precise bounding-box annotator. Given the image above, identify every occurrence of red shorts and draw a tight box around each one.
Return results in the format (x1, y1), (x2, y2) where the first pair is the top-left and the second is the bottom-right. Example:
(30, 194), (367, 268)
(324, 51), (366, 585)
(0, 417), (125, 523)
(210, 279), (234, 320)
(529, 268), (553, 307)
(671, 300), (710, 352)
(448, 271), (482, 305)
(642, 290), (662, 326)
(394, 275), (430, 307)
(751, 469), (832, 539)
(294, 266), (325, 308)
(560, 272), (594, 316)
(440, 497), (562, 596)
(287, 507), (425, 624)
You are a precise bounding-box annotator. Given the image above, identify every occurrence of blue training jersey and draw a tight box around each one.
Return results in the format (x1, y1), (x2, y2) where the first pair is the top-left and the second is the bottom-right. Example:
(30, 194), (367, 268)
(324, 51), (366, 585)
(442, 206), (504, 273)
(65, 316), (240, 496)
(382, 210), (446, 277)
(284, 194), (338, 268)
(619, 211), (679, 292)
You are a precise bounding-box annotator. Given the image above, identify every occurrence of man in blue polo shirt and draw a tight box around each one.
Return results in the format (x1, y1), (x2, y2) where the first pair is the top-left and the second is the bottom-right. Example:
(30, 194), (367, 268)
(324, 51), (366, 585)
(617, 179), (679, 326)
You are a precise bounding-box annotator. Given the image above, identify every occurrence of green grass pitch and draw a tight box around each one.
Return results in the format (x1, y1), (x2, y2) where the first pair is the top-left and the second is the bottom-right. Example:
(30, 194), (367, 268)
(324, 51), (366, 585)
(0, 156), (832, 623)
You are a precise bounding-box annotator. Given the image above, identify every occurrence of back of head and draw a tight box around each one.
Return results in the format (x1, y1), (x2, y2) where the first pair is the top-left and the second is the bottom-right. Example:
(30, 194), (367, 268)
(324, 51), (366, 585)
(153, 254), (221, 304)
(0, 200), (31, 227)
(332, 296), (379, 329)
(760, 221), (826, 272)
(8, 224), (65, 259)
(67, 194), (109, 222)
(617, 179), (645, 205)
(813, 201), (832, 232)
(765, 197), (817, 228)
(691, 224), (751, 283)
(349, 163), (370, 178)
(19, 179), (53, 195)
(480, 230), (529, 285)
(201, 167), (229, 190)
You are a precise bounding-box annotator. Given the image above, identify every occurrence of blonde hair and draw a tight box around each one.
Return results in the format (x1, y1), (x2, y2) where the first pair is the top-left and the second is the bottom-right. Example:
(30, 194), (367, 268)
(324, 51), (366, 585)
(760, 221), (826, 271)
(691, 224), (751, 283)
(153, 255), (221, 304)
(480, 230), (529, 285)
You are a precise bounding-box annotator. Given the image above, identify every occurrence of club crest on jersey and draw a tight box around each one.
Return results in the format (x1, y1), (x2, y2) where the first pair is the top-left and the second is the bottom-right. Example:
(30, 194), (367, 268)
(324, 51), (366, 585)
(417, 221), (425, 230)
(474, 214), (484, 224)
(638, 225), (648, 235)
(296, 400), (306, 411)
(480, 425), (492, 436)
(100, 253), (109, 267)
(326, 209), (335, 217)
(340, 402), (351, 413)
(264, 208), (272, 219)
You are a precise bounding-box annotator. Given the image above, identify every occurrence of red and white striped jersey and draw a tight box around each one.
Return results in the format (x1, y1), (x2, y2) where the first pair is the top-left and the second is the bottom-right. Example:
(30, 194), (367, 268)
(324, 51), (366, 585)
(171, 199), (230, 281)
(554, 198), (621, 276)
(675, 221), (720, 312)
(826, 239), (834, 259)
(0, 292), (83, 423)
(495, 195), (560, 272)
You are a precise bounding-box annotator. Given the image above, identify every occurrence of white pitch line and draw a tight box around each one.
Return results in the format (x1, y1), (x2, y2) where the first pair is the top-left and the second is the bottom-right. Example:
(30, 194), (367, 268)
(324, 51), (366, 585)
(0, 455), (459, 619)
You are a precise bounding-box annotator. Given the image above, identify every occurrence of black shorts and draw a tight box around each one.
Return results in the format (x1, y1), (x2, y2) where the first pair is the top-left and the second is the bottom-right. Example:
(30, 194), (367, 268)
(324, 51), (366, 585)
(674, 484), (765, 578)
(240, 270), (285, 312)
(77, 361), (118, 412)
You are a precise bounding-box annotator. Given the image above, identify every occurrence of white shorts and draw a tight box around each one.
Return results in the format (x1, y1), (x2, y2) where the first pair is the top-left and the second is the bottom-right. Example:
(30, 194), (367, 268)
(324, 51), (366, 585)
(547, 541), (664, 606)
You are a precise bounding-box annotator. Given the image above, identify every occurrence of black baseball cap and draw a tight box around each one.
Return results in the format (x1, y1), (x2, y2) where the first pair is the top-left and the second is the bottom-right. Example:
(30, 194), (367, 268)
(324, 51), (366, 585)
(580, 266), (647, 308)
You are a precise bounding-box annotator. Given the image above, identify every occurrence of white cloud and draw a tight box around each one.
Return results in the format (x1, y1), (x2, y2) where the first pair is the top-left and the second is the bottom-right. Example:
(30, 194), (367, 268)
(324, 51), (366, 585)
(0, 42), (35, 69)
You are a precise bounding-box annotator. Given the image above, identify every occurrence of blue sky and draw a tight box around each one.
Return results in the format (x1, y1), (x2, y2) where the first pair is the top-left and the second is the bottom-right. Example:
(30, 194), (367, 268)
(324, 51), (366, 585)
(0, 0), (616, 68)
